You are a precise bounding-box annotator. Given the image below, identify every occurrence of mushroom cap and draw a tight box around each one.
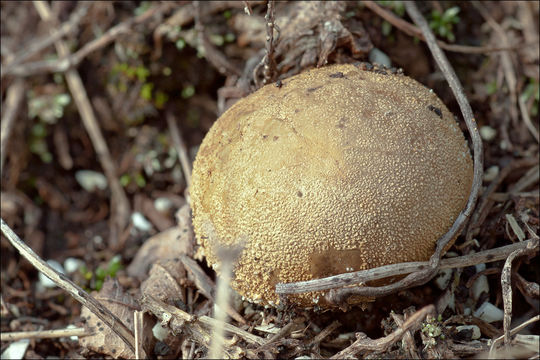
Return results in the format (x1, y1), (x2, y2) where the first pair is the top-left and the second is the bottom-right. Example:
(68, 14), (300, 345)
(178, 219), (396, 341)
(190, 63), (473, 308)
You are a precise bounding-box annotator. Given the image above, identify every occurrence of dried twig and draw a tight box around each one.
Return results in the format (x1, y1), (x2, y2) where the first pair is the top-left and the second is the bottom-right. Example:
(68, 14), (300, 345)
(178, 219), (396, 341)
(2, 3), (173, 78)
(315, 0), (484, 305)
(501, 241), (538, 346)
(253, 0), (278, 87)
(390, 311), (419, 359)
(133, 310), (147, 359)
(0, 218), (135, 353)
(243, 1), (253, 15)
(466, 158), (537, 244)
(0, 79), (25, 173)
(363, 1), (536, 55)
(166, 112), (192, 189)
(472, 1), (526, 144)
(277, 238), (537, 295)
(330, 305), (435, 358)
(140, 295), (265, 346)
(262, 0), (277, 84)
(208, 246), (241, 359)
(179, 254), (246, 325)
(515, 272), (540, 300)
(33, 0), (131, 247)
(0, 327), (90, 342)
(1, 3), (90, 73)
(489, 315), (540, 357)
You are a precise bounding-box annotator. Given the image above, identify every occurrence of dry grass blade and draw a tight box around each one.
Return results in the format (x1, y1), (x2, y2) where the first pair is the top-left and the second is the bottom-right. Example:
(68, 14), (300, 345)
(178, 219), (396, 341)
(166, 112), (192, 189)
(0, 218), (136, 353)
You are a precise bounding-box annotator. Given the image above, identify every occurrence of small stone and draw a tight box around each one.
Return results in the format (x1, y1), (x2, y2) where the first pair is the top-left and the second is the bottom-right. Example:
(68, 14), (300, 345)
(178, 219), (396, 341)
(479, 126), (497, 142)
(131, 212), (153, 232)
(75, 170), (108, 192)
(38, 260), (65, 288)
(474, 301), (504, 323)
(456, 325), (481, 340)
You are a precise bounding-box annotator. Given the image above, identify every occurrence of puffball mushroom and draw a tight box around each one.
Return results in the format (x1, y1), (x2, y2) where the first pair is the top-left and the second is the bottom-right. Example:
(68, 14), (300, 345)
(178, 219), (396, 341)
(190, 63), (473, 308)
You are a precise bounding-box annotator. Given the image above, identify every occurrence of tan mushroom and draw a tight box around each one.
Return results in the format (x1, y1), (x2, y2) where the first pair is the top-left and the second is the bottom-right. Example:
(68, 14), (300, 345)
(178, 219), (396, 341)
(190, 63), (473, 308)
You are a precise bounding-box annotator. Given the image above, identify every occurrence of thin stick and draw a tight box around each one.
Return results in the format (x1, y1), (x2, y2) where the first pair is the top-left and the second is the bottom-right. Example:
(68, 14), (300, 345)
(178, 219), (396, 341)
(363, 1), (535, 55)
(262, 0), (277, 84)
(134, 311), (147, 359)
(489, 315), (540, 356)
(327, 0), (484, 304)
(0, 218), (135, 353)
(140, 295), (266, 346)
(166, 112), (192, 189)
(0, 327), (90, 342)
(501, 241), (538, 346)
(33, 0), (131, 247)
(277, 237), (536, 294)
(2, 3), (90, 72)
(208, 256), (233, 358)
(2, 3), (173, 78)
(330, 305), (435, 358)
(0, 79), (25, 173)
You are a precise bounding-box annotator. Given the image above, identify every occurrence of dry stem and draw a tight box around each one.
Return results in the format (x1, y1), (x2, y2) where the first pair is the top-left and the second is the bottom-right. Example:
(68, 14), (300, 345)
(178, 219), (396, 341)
(32, 0), (131, 247)
(330, 305), (435, 358)
(166, 112), (192, 189)
(0, 218), (136, 353)
(363, 1), (536, 55)
(0, 79), (25, 173)
(0, 327), (90, 342)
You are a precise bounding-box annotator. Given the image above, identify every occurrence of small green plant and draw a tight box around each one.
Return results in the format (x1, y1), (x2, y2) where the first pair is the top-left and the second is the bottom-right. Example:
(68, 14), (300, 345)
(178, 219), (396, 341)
(421, 314), (445, 350)
(108, 61), (170, 123)
(27, 88), (70, 164)
(429, 6), (460, 42)
(485, 79), (498, 96)
(80, 255), (123, 291)
(520, 77), (539, 117)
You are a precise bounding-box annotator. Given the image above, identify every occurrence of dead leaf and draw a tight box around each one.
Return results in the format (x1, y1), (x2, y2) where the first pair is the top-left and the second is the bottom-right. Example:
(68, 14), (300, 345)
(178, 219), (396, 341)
(79, 279), (137, 359)
(127, 203), (194, 281)
(141, 257), (187, 304)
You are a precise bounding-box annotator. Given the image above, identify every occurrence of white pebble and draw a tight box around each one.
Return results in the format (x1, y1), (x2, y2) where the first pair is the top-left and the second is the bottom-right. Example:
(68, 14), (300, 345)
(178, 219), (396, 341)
(75, 170), (108, 192)
(131, 212), (153, 232)
(474, 301), (504, 323)
(483, 165), (499, 182)
(63, 258), (85, 274)
(1, 339), (29, 360)
(368, 47), (392, 68)
(435, 268), (453, 290)
(39, 260), (65, 288)
(479, 126), (497, 142)
(456, 325), (481, 340)
(152, 322), (169, 341)
(154, 197), (173, 213)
